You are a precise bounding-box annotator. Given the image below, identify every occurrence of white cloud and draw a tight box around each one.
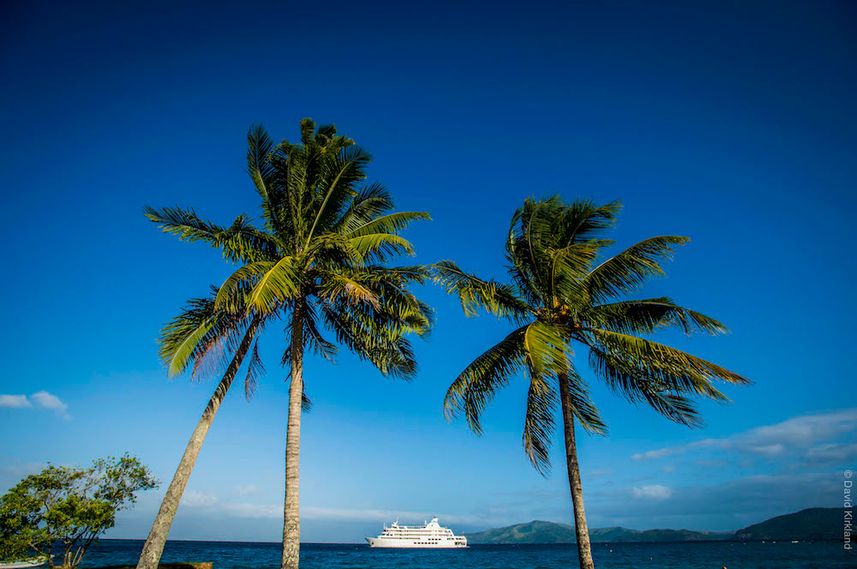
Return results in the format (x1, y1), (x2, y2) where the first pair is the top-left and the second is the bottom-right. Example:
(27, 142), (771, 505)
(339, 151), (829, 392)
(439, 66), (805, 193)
(631, 408), (857, 465)
(631, 485), (672, 500)
(632, 447), (684, 461)
(181, 490), (220, 508)
(224, 503), (280, 518)
(236, 484), (258, 496)
(694, 459), (727, 468)
(0, 395), (32, 408)
(0, 392), (70, 419)
(586, 468), (614, 478)
(806, 442), (857, 462)
(30, 391), (71, 420)
(747, 444), (784, 457)
(745, 409), (857, 447)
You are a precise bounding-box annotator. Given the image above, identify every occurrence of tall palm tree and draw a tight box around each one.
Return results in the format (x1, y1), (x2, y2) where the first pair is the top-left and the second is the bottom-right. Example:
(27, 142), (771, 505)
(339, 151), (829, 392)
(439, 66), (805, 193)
(198, 119), (432, 569)
(434, 197), (748, 569)
(136, 292), (265, 569)
(137, 213), (277, 569)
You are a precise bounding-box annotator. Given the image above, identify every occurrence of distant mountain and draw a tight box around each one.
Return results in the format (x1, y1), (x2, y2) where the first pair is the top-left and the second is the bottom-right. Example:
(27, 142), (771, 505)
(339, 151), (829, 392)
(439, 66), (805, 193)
(464, 521), (728, 544)
(465, 520), (576, 544)
(464, 508), (844, 544)
(734, 507), (845, 541)
(589, 527), (729, 543)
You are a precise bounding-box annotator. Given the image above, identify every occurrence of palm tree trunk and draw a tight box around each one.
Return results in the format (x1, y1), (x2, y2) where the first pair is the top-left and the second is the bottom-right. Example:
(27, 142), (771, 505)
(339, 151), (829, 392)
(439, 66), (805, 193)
(558, 372), (596, 569)
(136, 317), (261, 569)
(281, 299), (305, 569)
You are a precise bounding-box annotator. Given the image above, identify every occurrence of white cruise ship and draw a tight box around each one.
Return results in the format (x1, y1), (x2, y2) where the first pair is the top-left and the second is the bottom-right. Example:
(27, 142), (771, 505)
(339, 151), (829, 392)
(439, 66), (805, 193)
(365, 517), (467, 548)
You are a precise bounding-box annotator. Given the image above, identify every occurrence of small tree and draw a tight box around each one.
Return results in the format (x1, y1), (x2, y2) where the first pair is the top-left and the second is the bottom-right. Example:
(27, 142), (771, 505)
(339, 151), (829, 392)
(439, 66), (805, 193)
(0, 454), (157, 569)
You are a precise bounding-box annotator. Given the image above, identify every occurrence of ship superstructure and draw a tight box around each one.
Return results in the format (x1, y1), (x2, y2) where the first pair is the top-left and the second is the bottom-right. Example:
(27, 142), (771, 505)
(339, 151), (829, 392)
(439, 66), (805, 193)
(365, 517), (467, 548)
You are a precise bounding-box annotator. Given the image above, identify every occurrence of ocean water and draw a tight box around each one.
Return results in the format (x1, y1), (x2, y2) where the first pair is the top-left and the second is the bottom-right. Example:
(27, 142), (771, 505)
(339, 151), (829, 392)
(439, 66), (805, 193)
(80, 539), (854, 569)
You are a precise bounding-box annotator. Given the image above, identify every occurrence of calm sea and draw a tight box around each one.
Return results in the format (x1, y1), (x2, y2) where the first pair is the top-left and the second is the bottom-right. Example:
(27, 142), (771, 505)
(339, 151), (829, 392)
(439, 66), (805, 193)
(80, 539), (853, 569)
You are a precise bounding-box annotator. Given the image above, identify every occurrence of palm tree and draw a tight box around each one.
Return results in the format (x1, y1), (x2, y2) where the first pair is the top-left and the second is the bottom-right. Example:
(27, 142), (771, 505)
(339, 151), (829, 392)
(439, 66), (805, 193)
(173, 119), (432, 569)
(139, 167), (286, 569)
(434, 197), (748, 569)
(136, 287), (265, 569)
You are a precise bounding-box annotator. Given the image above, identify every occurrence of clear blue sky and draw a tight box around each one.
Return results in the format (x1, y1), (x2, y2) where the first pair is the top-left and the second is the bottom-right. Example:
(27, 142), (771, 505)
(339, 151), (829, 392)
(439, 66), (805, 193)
(1, 0), (855, 542)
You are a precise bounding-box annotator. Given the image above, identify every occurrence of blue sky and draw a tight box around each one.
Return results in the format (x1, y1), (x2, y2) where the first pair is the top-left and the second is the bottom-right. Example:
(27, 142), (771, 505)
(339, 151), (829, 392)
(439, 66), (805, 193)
(1, 0), (855, 543)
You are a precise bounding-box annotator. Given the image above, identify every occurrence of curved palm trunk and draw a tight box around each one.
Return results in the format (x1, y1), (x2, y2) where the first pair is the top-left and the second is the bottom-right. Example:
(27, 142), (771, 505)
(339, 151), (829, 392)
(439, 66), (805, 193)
(137, 317), (261, 569)
(558, 372), (596, 569)
(281, 299), (305, 569)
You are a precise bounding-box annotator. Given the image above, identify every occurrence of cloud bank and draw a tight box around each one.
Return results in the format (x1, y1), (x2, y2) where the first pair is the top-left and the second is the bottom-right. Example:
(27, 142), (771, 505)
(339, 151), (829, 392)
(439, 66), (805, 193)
(631, 408), (857, 466)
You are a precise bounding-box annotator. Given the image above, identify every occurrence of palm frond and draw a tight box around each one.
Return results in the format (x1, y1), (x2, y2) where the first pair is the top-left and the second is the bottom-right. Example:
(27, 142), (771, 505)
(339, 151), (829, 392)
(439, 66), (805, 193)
(318, 273), (381, 311)
(587, 346), (703, 427)
(304, 145), (371, 246)
(522, 321), (568, 379)
(444, 326), (528, 433)
(560, 369), (607, 436)
(348, 232), (415, 261)
(215, 262), (273, 311)
(345, 211), (431, 238)
(246, 124), (276, 201)
(547, 240), (604, 306)
(221, 214), (281, 262)
(583, 329), (749, 400)
(144, 205), (227, 247)
(554, 198), (621, 245)
(158, 289), (250, 380)
(522, 372), (557, 475)
(583, 298), (728, 336)
(160, 300), (218, 377)
(432, 260), (530, 320)
(248, 256), (304, 311)
(144, 206), (278, 263)
(244, 339), (265, 401)
(331, 183), (395, 234)
(506, 197), (564, 298)
(317, 297), (420, 380)
(584, 236), (690, 302)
